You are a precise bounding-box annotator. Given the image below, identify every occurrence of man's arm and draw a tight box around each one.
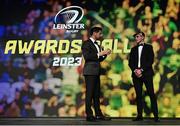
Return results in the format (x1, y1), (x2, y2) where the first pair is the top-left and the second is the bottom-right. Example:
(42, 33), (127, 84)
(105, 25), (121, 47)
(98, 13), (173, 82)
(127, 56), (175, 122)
(129, 48), (142, 77)
(82, 42), (111, 62)
(128, 48), (136, 72)
(81, 42), (98, 61)
(99, 55), (107, 62)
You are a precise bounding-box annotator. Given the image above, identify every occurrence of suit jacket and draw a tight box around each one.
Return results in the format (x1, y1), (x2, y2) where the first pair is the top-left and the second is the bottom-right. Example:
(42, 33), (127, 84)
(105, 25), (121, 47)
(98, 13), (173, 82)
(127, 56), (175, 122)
(128, 43), (154, 77)
(81, 39), (106, 75)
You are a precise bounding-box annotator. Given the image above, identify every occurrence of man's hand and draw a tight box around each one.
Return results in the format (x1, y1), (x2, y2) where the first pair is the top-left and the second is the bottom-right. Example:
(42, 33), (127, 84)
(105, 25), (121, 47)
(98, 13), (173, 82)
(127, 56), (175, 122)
(134, 69), (142, 78)
(98, 49), (111, 56)
(106, 48), (111, 55)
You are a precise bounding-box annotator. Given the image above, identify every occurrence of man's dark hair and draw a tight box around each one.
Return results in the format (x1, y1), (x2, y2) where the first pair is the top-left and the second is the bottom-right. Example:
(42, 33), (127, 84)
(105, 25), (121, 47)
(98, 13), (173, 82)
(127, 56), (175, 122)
(90, 27), (102, 36)
(133, 30), (145, 38)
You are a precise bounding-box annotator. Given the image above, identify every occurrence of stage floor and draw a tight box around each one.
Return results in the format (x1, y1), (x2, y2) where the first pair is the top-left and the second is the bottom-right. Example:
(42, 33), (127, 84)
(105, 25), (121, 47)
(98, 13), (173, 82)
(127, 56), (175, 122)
(0, 118), (179, 125)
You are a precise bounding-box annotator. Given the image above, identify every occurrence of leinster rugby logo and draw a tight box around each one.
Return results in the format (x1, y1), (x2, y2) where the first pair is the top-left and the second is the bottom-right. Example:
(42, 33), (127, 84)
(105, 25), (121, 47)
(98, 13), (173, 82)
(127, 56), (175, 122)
(53, 6), (85, 33)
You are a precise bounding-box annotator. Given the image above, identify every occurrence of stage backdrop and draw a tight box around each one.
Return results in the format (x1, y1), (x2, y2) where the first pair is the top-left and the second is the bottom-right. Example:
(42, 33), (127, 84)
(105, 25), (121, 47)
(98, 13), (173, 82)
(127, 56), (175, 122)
(0, 0), (179, 117)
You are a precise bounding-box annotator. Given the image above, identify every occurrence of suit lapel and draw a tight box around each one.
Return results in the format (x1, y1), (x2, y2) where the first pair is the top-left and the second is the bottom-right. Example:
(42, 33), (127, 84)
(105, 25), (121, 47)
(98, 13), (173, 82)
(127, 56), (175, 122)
(89, 39), (98, 53)
(141, 44), (146, 60)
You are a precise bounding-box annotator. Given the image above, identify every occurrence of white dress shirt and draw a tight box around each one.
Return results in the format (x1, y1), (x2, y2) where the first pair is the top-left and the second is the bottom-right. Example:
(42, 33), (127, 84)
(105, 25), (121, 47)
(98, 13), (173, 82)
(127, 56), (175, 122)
(138, 43), (144, 68)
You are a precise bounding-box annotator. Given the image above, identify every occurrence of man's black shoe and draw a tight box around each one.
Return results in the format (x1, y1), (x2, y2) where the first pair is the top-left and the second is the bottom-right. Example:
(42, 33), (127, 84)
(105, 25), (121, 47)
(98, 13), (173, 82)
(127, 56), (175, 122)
(154, 117), (160, 122)
(133, 117), (143, 121)
(86, 116), (96, 122)
(95, 116), (111, 121)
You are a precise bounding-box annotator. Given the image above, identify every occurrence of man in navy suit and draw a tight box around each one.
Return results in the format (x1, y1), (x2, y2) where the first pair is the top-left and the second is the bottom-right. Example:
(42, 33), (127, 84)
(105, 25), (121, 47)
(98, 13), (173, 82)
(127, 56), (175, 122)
(128, 30), (159, 122)
(81, 26), (111, 121)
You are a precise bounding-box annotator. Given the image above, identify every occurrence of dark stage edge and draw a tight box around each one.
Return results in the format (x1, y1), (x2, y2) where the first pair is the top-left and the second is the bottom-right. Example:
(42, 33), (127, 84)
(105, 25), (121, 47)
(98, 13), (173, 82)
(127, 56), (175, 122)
(0, 117), (179, 125)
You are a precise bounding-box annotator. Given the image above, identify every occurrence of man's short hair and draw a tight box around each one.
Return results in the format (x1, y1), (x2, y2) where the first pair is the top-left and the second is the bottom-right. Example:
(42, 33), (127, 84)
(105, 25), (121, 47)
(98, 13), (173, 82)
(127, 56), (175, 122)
(90, 27), (102, 36)
(133, 30), (145, 38)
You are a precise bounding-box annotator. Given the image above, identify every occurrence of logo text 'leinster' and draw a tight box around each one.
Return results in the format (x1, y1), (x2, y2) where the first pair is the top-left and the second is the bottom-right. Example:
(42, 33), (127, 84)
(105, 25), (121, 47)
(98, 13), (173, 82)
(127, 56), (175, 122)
(53, 6), (85, 33)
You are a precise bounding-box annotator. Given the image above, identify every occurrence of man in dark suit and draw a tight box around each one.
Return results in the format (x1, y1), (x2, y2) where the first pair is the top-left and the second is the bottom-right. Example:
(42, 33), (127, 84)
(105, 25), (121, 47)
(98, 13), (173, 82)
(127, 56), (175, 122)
(81, 26), (111, 121)
(128, 30), (159, 122)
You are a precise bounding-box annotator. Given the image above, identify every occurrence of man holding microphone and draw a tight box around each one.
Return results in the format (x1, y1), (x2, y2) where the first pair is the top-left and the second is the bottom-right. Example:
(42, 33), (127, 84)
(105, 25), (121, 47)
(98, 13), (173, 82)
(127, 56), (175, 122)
(81, 26), (111, 121)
